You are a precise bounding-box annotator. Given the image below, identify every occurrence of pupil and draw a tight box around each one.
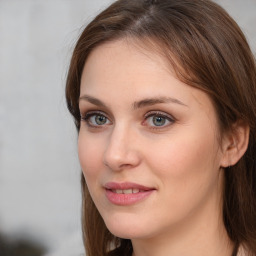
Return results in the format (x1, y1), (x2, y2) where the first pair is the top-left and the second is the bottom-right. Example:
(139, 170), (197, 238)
(153, 116), (165, 126)
(96, 115), (106, 125)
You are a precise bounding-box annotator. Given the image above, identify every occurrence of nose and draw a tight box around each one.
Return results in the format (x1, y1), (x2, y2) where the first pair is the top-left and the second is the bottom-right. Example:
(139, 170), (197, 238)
(103, 125), (141, 171)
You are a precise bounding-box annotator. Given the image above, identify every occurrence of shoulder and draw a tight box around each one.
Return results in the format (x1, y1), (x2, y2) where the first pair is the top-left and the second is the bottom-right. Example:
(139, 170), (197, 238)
(237, 245), (251, 256)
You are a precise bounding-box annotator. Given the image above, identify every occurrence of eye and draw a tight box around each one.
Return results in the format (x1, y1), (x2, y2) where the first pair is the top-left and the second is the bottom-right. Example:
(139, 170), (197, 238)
(81, 111), (111, 127)
(143, 111), (175, 128)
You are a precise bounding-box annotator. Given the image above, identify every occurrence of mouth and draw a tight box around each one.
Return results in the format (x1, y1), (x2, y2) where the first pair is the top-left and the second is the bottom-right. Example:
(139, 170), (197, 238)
(104, 182), (155, 206)
(110, 188), (141, 194)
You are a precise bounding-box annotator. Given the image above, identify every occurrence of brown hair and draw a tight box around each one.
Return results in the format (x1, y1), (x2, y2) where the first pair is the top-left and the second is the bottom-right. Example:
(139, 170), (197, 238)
(65, 0), (256, 255)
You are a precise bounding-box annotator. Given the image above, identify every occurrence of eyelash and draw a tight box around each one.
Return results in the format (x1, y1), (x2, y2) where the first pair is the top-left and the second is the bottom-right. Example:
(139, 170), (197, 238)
(81, 111), (111, 128)
(80, 110), (175, 129)
(143, 111), (175, 129)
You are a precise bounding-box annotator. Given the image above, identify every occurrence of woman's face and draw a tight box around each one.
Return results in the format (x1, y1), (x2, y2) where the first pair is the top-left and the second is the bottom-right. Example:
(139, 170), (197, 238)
(78, 40), (227, 240)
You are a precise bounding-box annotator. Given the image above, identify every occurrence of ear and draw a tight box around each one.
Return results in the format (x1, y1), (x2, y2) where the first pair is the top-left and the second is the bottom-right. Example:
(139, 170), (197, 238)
(220, 121), (250, 168)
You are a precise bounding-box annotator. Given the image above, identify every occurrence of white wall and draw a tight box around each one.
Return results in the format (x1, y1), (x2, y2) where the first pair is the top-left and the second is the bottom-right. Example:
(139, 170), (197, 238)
(0, 0), (255, 255)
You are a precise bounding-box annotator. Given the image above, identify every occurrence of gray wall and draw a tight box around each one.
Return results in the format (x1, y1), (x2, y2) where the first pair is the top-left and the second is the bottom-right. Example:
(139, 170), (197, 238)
(0, 0), (255, 255)
(0, 1), (113, 255)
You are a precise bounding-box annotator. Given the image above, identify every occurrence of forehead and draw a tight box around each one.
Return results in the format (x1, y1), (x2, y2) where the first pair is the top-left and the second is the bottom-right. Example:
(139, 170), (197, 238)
(81, 39), (176, 93)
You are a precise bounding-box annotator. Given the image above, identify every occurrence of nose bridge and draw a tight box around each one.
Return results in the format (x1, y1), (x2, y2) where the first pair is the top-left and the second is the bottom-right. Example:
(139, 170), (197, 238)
(103, 122), (140, 170)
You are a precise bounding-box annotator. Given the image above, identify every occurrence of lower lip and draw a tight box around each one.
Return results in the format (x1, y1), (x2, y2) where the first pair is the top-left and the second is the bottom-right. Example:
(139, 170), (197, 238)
(105, 189), (154, 206)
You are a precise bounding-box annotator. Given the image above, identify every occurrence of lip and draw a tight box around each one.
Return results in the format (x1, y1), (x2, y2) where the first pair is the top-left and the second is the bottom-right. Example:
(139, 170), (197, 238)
(104, 182), (156, 206)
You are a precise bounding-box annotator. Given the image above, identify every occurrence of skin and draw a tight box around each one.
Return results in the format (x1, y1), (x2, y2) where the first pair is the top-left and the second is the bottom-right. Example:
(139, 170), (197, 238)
(78, 39), (235, 256)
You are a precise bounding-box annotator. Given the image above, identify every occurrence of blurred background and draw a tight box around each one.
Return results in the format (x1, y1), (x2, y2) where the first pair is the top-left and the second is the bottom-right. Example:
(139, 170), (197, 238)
(0, 0), (255, 255)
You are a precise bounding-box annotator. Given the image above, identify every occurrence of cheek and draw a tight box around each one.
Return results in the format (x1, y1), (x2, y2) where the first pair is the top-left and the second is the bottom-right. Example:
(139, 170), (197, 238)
(147, 126), (221, 194)
(78, 132), (104, 178)
(144, 131), (222, 222)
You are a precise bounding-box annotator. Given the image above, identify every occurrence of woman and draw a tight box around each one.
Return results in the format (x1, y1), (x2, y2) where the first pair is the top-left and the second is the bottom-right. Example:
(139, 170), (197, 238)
(65, 0), (256, 255)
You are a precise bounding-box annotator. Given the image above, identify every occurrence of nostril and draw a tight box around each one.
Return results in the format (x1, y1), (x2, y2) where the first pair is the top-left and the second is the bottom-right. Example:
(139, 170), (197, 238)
(103, 153), (141, 171)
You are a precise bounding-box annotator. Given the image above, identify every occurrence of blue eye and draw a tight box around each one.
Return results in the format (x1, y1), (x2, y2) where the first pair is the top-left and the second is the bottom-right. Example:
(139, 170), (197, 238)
(151, 116), (167, 126)
(93, 115), (108, 125)
(145, 112), (174, 128)
(81, 112), (111, 127)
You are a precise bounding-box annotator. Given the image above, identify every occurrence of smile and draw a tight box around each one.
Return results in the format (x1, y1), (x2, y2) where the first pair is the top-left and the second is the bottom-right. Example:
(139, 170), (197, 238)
(111, 189), (140, 194)
(104, 182), (155, 206)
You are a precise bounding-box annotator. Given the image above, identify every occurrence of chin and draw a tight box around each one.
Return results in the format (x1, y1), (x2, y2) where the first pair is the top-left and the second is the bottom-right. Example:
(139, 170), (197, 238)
(102, 212), (151, 239)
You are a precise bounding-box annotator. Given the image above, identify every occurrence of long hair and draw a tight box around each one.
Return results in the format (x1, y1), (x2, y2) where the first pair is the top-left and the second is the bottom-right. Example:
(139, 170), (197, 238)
(65, 0), (256, 255)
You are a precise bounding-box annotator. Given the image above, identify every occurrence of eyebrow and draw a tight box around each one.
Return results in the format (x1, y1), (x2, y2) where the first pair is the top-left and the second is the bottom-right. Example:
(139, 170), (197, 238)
(132, 96), (188, 109)
(79, 95), (188, 109)
(79, 95), (107, 108)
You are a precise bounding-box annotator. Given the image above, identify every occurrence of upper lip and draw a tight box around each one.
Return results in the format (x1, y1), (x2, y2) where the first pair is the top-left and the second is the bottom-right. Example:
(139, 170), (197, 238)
(104, 182), (155, 191)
